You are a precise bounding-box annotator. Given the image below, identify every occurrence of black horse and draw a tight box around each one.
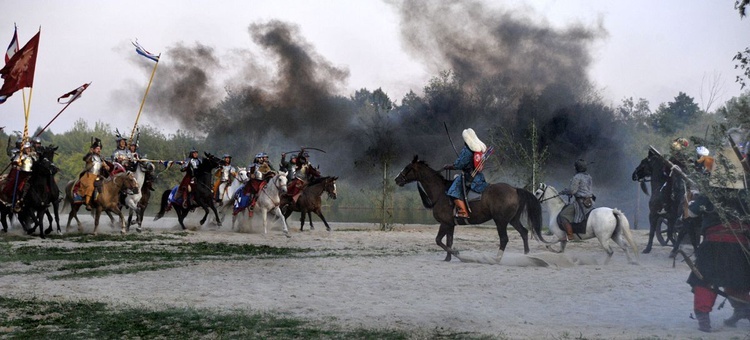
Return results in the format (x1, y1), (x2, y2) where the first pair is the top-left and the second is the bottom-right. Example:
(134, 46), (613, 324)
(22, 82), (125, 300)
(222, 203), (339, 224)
(394, 155), (548, 261)
(280, 176), (338, 231)
(631, 149), (692, 254)
(154, 153), (223, 230)
(17, 145), (61, 237)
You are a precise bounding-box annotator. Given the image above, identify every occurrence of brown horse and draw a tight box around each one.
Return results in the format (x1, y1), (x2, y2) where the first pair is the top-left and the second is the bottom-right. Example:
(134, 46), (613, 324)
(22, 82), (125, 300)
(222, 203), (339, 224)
(280, 176), (338, 231)
(395, 155), (549, 261)
(64, 171), (140, 235)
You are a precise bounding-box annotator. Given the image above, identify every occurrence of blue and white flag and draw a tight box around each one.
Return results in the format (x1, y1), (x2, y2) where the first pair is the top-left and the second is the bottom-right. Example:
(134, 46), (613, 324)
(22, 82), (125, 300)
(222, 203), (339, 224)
(5, 24), (18, 64)
(132, 40), (159, 62)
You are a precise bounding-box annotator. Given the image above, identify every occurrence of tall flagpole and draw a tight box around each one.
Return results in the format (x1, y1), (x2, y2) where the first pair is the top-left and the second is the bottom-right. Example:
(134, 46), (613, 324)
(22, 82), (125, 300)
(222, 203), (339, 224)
(130, 55), (160, 144)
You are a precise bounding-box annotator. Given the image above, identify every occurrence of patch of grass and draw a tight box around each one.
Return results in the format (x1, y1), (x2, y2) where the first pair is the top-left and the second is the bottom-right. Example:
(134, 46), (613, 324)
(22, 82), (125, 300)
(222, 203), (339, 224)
(0, 296), (413, 339)
(0, 241), (311, 279)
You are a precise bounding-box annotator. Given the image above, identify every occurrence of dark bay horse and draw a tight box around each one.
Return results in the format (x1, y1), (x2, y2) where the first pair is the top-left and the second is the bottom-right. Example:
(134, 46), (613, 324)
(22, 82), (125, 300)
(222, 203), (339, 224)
(64, 171), (140, 235)
(631, 149), (687, 253)
(20, 145), (62, 237)
(154, 153), (223, 230)
(394, 155), (548, 261)
(280, 176), (338, 231)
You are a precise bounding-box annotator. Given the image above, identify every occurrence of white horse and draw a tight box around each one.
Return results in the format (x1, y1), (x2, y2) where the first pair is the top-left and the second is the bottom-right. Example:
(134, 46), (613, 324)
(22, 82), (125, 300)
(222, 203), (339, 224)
(233, 171), (290, 238)
(216, 167), (248, 225)
(124, 161), (154, 232)
(534, 183), (639, 264)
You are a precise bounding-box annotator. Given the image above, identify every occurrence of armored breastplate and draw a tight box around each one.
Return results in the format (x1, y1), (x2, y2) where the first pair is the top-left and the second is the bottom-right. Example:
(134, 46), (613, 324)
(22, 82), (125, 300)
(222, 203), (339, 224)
(89, 154), (104, 174)
(19, 155), (34, 172)
(221, 166), (233, 181)
(113, 148), (129, 164)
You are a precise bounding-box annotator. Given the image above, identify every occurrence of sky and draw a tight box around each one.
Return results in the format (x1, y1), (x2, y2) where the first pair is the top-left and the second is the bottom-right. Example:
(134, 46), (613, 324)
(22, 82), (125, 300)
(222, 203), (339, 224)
(1, 0), (749, 137)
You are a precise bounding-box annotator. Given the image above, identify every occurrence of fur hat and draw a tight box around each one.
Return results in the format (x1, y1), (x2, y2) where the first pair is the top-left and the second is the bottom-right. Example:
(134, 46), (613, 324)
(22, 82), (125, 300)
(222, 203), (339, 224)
(461, 128), (487, 153)
(574, 159), (588, 172)
(90, 137), (102, 149)
(696, 146), (709, 157)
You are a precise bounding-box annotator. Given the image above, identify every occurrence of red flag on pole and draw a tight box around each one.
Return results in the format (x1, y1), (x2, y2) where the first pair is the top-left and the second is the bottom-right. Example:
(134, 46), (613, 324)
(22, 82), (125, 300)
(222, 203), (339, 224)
(57, 82), (90, 104)
(0, 30), (40, 104)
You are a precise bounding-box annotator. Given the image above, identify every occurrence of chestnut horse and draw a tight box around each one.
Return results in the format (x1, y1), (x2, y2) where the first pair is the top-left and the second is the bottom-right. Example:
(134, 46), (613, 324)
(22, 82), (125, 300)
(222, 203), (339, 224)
(64, 171), (140, 235)
(394, 155), (548, 261)
(280, 176), (338, 231)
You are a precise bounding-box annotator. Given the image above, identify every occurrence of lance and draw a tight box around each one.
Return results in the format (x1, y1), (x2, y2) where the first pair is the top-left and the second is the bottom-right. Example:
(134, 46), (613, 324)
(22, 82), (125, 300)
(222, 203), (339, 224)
(130, 53), (160, 145)
(648, 145), (695, 186)
(35, 82), (91, 137)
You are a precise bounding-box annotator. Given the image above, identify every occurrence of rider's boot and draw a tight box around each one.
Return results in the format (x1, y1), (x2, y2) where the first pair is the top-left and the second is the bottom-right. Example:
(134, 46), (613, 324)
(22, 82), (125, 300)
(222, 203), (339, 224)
(724, 303), (750, 327)
(84, 195), (92, 211)
(695, 311), (711, 332)
(562, 221), (574, 241)
(453, 199), (469, 218)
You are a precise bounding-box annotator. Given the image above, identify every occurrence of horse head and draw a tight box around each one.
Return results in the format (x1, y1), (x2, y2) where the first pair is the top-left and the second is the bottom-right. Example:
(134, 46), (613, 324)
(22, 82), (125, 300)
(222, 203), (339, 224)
(275, 171), (288, 194)
(138, 160), (155, 174)
(119, 171), (140, 195)
(395, 155), (422, 187)
(236, 167), (249, 183)
(323, 176), (338, 199)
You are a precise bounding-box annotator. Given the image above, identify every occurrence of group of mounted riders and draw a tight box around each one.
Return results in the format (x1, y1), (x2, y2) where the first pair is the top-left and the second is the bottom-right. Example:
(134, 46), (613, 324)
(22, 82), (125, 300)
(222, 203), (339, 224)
(439, 127), (749, 333)
(172, 145), (322, 216)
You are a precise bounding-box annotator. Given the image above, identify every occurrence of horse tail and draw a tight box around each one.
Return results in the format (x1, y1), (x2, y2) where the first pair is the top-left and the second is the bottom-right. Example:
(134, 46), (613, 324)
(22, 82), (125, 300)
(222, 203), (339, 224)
(516, 188), (556, 244)
(153, 189), (171, 221)
(613, 208), (639, 259)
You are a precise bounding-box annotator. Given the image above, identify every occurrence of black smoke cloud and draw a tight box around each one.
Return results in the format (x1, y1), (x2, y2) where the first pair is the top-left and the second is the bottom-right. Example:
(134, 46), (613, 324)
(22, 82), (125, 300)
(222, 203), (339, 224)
(125, 1), (632, 196)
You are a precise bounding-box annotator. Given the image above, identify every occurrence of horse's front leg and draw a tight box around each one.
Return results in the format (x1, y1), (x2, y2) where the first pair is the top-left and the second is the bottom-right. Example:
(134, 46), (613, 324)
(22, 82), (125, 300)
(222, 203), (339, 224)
(643, 211), (658, 254)
(199, 205), (210, 225)
(116, 209), (127, 234)
(209, 205), (222, 228)
(273, 207), (291, 238)
(314, 210), (331, 231)
(299, 211), (306, 231)
(307, 211), (315, 230)
(435, 223), (457, 261)
(93, 210), (102, 235)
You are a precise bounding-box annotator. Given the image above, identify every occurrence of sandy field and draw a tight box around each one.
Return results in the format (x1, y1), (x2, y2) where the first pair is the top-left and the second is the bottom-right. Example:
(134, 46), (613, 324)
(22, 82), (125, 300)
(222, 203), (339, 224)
(1, 213), (749, 340)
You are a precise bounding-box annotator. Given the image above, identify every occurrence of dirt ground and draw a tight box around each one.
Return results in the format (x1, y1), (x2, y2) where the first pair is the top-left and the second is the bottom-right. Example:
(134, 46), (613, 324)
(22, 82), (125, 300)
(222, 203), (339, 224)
(1, 214), (749, 339)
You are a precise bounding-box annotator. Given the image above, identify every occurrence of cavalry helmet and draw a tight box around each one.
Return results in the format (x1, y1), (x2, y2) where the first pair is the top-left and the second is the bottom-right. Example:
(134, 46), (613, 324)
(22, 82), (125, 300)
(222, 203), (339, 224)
(15, 138), (23, 147)
(22, 141), (32, 149)
(574, 159), (588, 172)
(189, 147), (198, 153)
(223, 154), (232, 159)
(255, 152), (263, 159)
(32, 137), (42, 144)
(90, 137), (103, 149)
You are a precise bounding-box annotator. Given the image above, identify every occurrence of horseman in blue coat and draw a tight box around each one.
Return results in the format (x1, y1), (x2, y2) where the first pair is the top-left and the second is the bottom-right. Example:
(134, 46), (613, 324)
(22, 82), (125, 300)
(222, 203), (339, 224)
(443, 128), (489, 218)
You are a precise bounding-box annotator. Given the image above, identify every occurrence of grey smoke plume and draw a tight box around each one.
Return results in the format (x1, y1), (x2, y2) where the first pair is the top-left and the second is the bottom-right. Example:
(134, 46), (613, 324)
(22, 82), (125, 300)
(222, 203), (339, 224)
(125, 2), (632, 196)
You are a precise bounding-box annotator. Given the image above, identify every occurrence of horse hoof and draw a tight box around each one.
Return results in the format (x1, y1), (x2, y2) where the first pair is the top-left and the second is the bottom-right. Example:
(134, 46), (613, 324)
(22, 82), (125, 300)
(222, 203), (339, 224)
(641, 248), (651, 254)
(136, 227), (142, 233)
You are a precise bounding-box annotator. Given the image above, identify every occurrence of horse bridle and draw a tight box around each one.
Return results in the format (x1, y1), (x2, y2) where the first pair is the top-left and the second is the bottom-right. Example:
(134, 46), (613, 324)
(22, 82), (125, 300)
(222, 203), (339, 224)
(537, 184), (563, 203)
